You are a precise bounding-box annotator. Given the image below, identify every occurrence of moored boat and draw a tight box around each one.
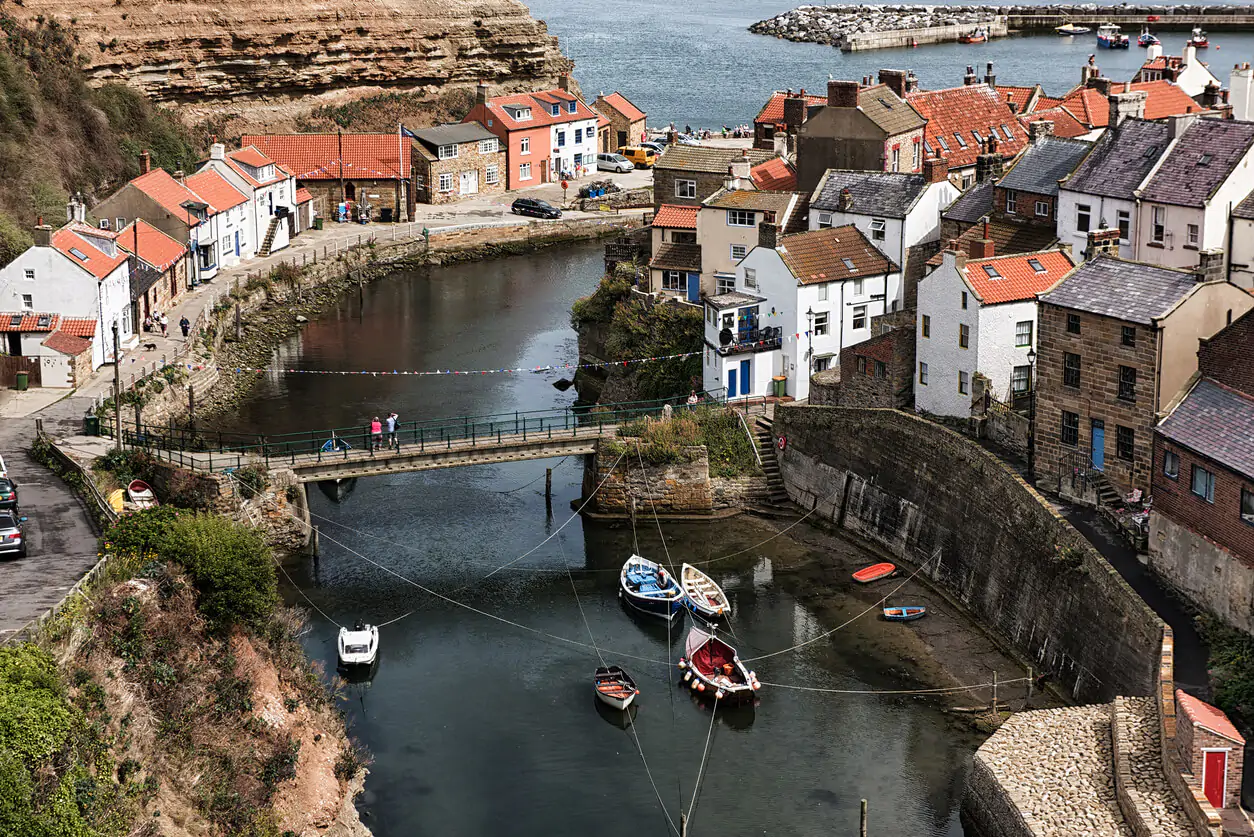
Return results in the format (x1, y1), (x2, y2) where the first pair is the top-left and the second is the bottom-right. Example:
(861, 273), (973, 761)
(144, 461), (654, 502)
(958, 28), (987, 44)
(883, 606), (928, 622)
(1138, 27), (1160, 47)
(1097, 23), (1130, 49)
(619, 554), (685, 621)
(594, 665), (639, 710)
(853, 562), (896, 584)
(680, 563), (731, 620)
(1055, 22), (1090, 35)
(126, 479), (158, 509)
(678, 626), (759, 703)
(337, 621), (379, 668)
(1189, 27), (1209, 48)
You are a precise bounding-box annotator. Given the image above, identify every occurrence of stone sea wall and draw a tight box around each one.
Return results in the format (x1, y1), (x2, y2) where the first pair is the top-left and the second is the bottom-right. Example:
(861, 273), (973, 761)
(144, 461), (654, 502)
(774, 405), (1163, 703)
(585, 438), (767, 516)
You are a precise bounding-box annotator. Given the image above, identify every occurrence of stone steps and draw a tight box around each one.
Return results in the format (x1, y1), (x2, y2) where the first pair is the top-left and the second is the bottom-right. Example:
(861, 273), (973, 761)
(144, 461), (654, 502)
(751, 415), (791, 507)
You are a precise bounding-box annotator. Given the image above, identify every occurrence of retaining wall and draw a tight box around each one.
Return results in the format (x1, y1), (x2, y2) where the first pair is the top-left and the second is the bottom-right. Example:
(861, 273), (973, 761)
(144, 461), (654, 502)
(588, 440), (714, 515)
(774, 405), (1163, 702)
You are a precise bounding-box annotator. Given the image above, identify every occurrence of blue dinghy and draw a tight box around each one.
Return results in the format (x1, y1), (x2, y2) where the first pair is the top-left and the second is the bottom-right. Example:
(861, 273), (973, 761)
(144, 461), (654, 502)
(620, 554), (685, 622)
(882, 606), (927, 622)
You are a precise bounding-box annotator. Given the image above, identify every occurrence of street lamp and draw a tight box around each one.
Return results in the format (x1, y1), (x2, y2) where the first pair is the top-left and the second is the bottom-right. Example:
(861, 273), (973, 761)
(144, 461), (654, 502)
(1027, 346), (1038, 482)
(805, 306), (815, 377)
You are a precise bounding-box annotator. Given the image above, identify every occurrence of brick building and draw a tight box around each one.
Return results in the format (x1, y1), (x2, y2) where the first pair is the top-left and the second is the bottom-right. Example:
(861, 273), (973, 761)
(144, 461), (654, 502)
(1174, 690), (1245, 811)
(1034, 253), (1254, 496)
(651, 146), (776, 209)
(593, 92), (647, 152)
(410, 123), (506, 205)
(835, 309), (916, 409)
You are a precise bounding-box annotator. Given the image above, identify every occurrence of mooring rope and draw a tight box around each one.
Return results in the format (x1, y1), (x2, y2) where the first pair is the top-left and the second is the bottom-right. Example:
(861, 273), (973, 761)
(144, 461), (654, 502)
(759, 677), (1031, 695)
(686, 692), (720, 830)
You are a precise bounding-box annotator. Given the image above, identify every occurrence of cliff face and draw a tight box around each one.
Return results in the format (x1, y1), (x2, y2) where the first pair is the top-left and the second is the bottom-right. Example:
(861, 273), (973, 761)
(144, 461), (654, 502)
(11, 0), (572, 122)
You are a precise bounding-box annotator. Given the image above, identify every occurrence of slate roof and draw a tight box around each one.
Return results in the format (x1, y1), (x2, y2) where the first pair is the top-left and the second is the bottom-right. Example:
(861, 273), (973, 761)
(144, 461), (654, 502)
(809, 170), (930, 218)
(650, 243), (702, 272)
(703, 189), (797, 219)
(1019, 107), (1090, 139)
(708, 291), (765, 309)
(927, 217), (1058, 266)
(1140, 119), (1254, 208)
(117, 219), (186, 272)
(654, 146), (775, 174)
(598, 92), (646, 122)
(997, 136), (1092, 197)
(857, 84), (926, 136)
(754, 91), (827, 125)
(1062, 119), (1171, 201)
(1175, 689), (1247, 744)
(750, 157), (796, 192)
(41, 331), (92, 356)
(1159, 380), (1254, 483)
(653, 204), (698, 229)
(960, 249), (1074, 305)
(776, 225), (897, 285)
(908, 85), (1028, 170)
(240, 134), (412, 180)
(411, 122), (498, 151)
(943, 181), (995, 224)
(1037, 256), (1201, 325)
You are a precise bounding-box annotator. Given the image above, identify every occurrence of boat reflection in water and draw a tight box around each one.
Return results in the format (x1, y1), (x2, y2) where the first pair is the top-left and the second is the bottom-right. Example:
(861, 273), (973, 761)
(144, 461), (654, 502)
(594, 698), (639, 730)
(318, 477), (359, 504)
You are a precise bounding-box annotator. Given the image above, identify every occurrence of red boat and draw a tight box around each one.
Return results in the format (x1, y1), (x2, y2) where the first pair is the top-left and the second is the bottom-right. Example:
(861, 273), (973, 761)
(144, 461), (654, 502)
(1189, 27), (1209, 48)
(678, 627), (759, 704)
(958, 28), (988, 44)
(853, 562), (896, 584)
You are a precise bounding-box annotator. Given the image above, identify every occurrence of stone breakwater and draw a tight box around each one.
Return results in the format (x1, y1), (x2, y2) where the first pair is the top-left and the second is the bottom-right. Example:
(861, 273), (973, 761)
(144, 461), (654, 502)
(750, 4), (1254, 50)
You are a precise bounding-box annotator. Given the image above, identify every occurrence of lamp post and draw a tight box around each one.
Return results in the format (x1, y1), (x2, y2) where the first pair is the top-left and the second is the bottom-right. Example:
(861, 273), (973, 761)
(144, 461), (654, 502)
(1027, 346), (1038, 482)
(806, 306), (815, 377)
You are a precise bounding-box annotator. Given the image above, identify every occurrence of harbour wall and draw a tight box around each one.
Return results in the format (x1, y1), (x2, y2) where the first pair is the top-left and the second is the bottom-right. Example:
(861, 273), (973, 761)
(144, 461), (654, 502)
(773, 404), (1163, 703)
(843, 20), (1009, 51)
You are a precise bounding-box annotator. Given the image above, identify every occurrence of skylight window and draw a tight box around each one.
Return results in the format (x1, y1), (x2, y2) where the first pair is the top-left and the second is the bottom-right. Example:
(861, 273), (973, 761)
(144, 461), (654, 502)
(937, 136), (950, 152)
(923, 140), (933, 155)
(36, 314), (50, 328)
(69, 248), (89, 261)
(1198, 154), (1212, 166)
(842, 257), (856, 271)
(1028, 258), (1047, 273)
(973, 130), (984, 143)
(1143, 146), (1158, 158)
(8, 315), (21, 327)
(878, 97), (894, 110)
(1001, 123), (1012, 138)
(982, 264), (1002, 279)
(954, 133), (968, 149)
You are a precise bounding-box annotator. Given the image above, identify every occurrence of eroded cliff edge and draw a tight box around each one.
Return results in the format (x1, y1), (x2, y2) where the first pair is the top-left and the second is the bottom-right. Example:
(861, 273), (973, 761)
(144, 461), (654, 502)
(10, 0), (572, 123)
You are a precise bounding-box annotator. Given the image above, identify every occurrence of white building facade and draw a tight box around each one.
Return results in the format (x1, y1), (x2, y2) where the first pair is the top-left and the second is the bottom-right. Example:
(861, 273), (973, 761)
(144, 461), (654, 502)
(549, 107), (599, 179)
(197, 144), (297, 258)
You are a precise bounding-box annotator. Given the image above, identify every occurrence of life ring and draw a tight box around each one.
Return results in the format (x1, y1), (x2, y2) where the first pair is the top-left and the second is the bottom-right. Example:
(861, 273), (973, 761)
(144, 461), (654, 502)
(777, 435), (787, 452)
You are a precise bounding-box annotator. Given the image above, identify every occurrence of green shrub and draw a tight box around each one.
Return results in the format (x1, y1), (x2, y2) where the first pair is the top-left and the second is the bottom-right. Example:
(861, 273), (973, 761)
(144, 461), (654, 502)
(93, 448), (153, 487)
(0, 645), (74, 763)
(570, 266), (634, 328)
(615, 406), (759, 476)
(0, 212), (32, 269)
(161, 514), (276, 631)
(234, 464), (269, 499)
(103, 506), (180, 556)
(1200, 615), (1254, 719)
(605, 296), (702, 401)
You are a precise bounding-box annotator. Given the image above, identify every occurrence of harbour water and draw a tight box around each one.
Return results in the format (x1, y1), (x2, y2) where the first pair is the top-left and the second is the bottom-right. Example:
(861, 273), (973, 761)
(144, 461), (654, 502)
(227, 245), (988, 835)
(522, 0), (1254, 129)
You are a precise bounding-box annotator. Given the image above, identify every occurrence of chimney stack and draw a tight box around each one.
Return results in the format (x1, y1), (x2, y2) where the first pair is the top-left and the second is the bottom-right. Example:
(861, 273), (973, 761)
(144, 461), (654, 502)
(944, 243), (968, 272)
(758, 221), (778, 250)
(558, 74), (573, 92)
(210, 142), (226, 161)
(878, 69), (908, 99)
(33, 223), (52, 248)
(969, 219), (995, 259)
(1081, 55), (1100, 86)
(66, 193), (86, 225)
(783, 93), (808, 130)
(476, 80), (489, 106)
(1169, 112), (1198, 139)
(1200, 81), (1223, 109)
(838, 187), (854, 212)
(827, 80), (859, 109)
(1108, 89), (1148, 129)
(1084, 226), (1122, 261)
(1196, 248), (1227, 283)
(1086, 76), (1114, 97)
(905, 69), (919, 94)
(983, 61), (996, 87)
(1006, 92), (1018, 115)
(1231, 63), (1254, 121)
(975, 138), (1004, 184)
(963, 65), (978, 86)
(773, 133), (789, 158)
(1029, 120), (1054, 142)
(139, 150), (151, 175)
(923, 155), (948, 184)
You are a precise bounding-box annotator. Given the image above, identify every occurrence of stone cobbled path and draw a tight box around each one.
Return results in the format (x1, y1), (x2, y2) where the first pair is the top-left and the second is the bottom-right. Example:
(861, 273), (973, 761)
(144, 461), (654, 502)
(1116, 697), (1195, 835)
(981, 706), (1134, 836)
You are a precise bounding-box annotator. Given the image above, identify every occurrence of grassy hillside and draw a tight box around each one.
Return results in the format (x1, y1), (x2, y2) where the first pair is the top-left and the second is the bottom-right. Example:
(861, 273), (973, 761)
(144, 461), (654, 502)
(0, 13), (201, 266)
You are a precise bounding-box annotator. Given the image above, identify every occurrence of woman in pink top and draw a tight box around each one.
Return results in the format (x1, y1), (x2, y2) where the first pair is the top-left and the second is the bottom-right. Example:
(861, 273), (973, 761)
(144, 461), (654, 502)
(370, 417), (383, 451)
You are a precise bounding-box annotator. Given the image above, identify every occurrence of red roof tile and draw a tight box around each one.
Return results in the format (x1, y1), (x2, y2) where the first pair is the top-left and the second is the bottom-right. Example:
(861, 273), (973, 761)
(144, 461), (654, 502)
(41, 331), (92, 356)
(1062, 81), (1202, 128)
(1037, 96), (1064, 110)
(750, 157), (797, 191)
(50, 229), (129, 281)
(600, 92), (646, 122)
(908, 85), (1028, 170)
(295, 187), (313, 204)
(653, 204), (698, 229)
(1020, 106), (1090, 139)
(61, 318), (97, 338)
(476, 89), (601, 132)
(997, 85), (1039, 112)
(0, 313), (60, 332)
(1177, 690), (1245, 744)
(117, 219), (187, 272)
(184, 170), (248, 213)
(230, 147), (272, 168)
(240, 134), (412, 180)
(961, 249), (1073, 304)
(224, 147), (287, 188)
(128, 170), (207, 224)
(755, 91), (828, 125)
(778, 224), (897, 284)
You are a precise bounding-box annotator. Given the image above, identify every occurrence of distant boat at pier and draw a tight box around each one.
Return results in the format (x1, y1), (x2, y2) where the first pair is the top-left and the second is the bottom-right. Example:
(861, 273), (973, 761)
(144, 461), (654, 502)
(958, 28), (988, 44)
(1055, 23), (1091, 35)
(1189, 27), (1209, 48)
(1138, 27), (1160, 47)
(1097, 23), (1130, 49)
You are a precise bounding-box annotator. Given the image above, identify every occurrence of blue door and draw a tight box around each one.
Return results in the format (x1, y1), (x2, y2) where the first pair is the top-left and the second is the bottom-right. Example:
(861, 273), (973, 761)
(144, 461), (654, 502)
(739, 359), (751, 397)
(234, 231), (241, 256)
(686, 273), (700, 303)
(1091, 419), (1105, 471)
(727, 367), (737, 398)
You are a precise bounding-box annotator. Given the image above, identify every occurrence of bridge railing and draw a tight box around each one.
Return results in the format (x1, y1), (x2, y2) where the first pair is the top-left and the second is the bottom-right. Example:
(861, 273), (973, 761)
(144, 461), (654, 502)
(114, 390), (731, 468)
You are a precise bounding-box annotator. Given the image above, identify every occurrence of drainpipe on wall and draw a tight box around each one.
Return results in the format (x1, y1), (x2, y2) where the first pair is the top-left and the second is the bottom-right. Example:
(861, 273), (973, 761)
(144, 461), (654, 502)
(1226, 201), (1235, 283)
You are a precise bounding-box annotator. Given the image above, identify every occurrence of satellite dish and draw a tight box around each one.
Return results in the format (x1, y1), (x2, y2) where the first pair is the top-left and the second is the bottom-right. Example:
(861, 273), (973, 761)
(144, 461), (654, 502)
(719, 328), (733, 346)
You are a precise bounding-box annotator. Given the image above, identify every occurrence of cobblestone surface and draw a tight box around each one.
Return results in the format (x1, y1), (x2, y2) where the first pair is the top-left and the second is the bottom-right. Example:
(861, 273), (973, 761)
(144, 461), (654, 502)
(1116, 697), (1195, 836)
(980, 706), (1134, 836)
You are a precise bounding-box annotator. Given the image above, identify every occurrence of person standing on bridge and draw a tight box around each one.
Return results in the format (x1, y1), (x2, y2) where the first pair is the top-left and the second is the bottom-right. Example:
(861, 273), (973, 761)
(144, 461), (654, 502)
(386, 412), (398, 449)
(370, 416), (383, 451)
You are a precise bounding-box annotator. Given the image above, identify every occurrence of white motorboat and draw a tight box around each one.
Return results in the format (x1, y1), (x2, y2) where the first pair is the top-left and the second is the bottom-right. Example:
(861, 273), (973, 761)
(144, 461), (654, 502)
(680, 563), (732, 619)
(337, 621), (379, 668)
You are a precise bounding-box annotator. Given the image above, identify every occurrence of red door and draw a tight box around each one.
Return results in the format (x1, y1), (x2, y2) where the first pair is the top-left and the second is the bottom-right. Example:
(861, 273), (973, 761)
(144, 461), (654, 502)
(1203, 750), (1228, 808)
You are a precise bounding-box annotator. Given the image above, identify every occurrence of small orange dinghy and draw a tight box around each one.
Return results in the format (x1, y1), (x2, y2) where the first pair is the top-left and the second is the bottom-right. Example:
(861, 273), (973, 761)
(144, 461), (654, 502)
(853, 562), (896, 584)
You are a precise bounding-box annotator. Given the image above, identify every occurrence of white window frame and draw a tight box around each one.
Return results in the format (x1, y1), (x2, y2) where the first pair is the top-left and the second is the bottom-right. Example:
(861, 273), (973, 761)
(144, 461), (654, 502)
(715, 274), (735, 295)
(918, 361), (929, 385)
(818, 212), (833, 229)
(959, 370), (969, 395)
(1035, 200), (1050, 218)
(479, 139), (498, 154)
(23, 269), (34, 281)
(20, 294), (32, 310)
(438, 144), (458, 160)
(852, 305), (867, 330)
(1192, 465), (1216, 503)
(727, 209), (755, 227)
(869, 218), (886, 241)
(1151, 206), (1166, 243)
(1187, 223), (1200, 246)
(1004, 189), (1018, 214)
(675, 179), (697, 199)
(438, 172), (455, 193)
(1077, 203), (1091, 233)
(1164, 449), (1180, 479)
(817, 284), (828, 302)
(661, 270), (682, 291)
(891, 147), (900, 172)
(853, 278), (864, 296)
(743, 267), (757, 289)
(520, 136), (531, 155)
(519, 162), (533, 181)
(813, 311), (829, 336)
(730, 244), (747, 261)
(1117, 210), (1131, 243)
(485, 165), (500, 185)
(1015, 320), (1033, 347)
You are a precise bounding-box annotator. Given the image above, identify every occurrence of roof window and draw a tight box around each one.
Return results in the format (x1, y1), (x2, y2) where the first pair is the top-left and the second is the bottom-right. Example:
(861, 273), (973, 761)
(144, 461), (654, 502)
(936, 136), (950, 152)
(1198, 153), (1212, 166)
(982, 264), (1002, 279)
(69, 248), (89, 262)
(973, 130), (984, 143)
(567, 100), (577, 114)
(878, 97), (894, 110)
(953, 133), (968, 149)
(1143, 146), (1159, 158)
(37, 314), (50, 328)
(9, 315), (20, 327)
(1028, 258), (1047, 273)
(842, 257), (856, 271)
(1001, 123), (1012, 138)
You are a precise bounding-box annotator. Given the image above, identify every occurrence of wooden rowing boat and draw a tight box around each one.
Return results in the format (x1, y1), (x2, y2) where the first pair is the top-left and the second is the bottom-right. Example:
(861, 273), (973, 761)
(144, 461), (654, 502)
(679, 626), (759, 704)
(126, 479), (158, 509)
(882, 606), (927, 622)
(680, 563), (731, 619)
(594, 665), (639, 710)
(853, 562), (896, 584)
(619, 555), (685, 621)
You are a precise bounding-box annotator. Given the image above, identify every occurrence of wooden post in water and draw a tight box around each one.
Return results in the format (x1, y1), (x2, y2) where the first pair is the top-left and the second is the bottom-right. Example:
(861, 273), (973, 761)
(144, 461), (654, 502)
(545, 468), (553, 515)
(860, 799), (868, 837)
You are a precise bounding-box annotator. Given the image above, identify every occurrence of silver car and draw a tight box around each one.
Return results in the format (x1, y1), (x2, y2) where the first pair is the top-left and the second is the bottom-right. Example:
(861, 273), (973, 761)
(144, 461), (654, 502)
(0, 510), (27, 559)
(597, 153), (633, 173)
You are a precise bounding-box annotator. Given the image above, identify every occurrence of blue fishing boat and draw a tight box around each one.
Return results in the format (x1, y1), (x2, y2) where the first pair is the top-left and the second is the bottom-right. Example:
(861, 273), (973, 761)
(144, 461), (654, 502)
(619, 554), (685, 621)
(321, 434), (352, 453)
(1138, 27), (1160, 47)
(882, 606), (927, 622)
(1097, 23), (1130, 49)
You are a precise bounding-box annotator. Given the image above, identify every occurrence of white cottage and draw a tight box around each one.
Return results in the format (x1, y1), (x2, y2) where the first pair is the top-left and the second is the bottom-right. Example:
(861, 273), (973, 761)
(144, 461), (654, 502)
(703, 223), (900, 401)
(915, 246), (1074, 418)
(196, 143), (298, 257)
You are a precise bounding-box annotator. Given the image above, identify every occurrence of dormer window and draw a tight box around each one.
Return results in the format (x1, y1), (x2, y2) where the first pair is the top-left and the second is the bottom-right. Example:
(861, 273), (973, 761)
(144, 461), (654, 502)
(438, 144), (458, 160)
(567, 100), (577, 114)
(9, 315), (21, 327)
(36, 314), (50, 328)
(550, 103), (560, 116)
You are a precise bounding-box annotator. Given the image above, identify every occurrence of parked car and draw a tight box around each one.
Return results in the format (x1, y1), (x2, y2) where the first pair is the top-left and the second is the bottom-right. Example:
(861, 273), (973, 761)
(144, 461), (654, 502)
(0, 510), (26, 559)
(675, 134), (702, 146)
(0, 478), (18, 511)
(617, 146), (658, 168)
(639, 141), (666, 155)
(597, 153), (634, 173)
(511, 198), (562, 219)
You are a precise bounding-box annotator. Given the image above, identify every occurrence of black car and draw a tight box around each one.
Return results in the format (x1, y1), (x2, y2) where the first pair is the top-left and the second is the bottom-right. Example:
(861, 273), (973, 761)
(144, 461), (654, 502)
(0, 478), (18, 511)
(511, 198), (562, 219)
(0, 510), (26, 559)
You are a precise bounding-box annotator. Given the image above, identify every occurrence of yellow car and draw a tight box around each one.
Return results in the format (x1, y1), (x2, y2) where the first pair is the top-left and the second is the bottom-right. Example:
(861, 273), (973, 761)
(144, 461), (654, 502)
(617, 146), (657, 169)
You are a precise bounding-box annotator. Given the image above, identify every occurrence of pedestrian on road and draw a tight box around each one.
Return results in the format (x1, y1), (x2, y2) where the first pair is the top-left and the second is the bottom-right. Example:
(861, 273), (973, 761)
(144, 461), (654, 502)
(370, 416), (383, 451)
(386, 412), (398, 448)
(179, 316), (190, 338)
(160, 314), (169, 337)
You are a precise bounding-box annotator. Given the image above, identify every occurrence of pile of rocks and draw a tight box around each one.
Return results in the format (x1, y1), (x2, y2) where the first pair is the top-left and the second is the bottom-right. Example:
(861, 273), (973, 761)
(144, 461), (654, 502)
(749, 5), (998, 46)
